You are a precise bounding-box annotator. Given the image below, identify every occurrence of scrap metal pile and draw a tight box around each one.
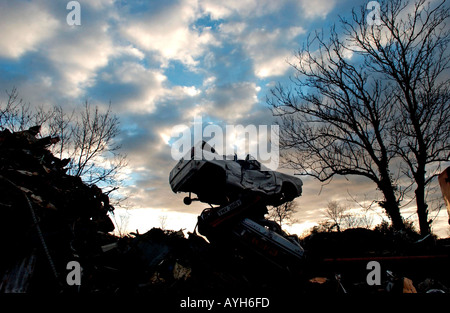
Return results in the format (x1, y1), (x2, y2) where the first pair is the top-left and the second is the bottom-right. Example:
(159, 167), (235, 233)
(169, 141), (305, 272)
(1, 129), (448, 296)
(168, 141), (450, 294)
(0, 126), (115, 292)
(0, 128), (301, 294)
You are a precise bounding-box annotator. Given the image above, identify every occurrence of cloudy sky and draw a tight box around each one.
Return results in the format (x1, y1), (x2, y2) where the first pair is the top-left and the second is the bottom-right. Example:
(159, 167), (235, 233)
(0, 0), (448, 237)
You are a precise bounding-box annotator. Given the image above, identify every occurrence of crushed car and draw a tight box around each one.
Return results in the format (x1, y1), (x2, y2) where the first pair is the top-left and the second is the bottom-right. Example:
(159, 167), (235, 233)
(169, 141), (305, 271)
(169, 141), (303, 206)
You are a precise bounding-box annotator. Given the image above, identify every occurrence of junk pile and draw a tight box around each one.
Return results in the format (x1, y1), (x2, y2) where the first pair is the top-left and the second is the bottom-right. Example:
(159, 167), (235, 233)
(0, 128), (448, 296)
(0, 127), (300, 294)
(301, 228), (450, 294)
(169, 141), (305, 273)
(167, 141), (450, 295)
(0, 126), (115, 292)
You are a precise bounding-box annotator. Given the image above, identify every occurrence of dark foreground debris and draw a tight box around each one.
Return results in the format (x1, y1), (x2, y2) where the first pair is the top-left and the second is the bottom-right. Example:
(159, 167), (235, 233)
(0, 126), (114, 293)
(0, 126), (449, 297)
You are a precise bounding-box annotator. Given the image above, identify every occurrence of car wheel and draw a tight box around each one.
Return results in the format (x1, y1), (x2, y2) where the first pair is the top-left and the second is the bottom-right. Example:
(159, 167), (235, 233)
(183, 197), (192, 205)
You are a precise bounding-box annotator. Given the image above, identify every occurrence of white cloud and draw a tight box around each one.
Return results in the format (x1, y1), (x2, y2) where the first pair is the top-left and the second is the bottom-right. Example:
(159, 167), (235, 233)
(203, 76), (216, 87)
(115, 45), (146, 60)
(206, 0), (335, 78)
(121, 0), (218, 67)
(111, 62), (168, 113)
(204, 81), (259, 120)
(84, 0), (116, 10)
(220, 25), (306, 78)
(245, 27), (306, 78)
(43, 24), (117, 98)
(178, 86), (201, 97)
(202, 0), (337, 22)
(219, 22), (247, 35)
(200, 0), (281, 19)
(0, 1), (59, 59)
(299, 0), (338, 19)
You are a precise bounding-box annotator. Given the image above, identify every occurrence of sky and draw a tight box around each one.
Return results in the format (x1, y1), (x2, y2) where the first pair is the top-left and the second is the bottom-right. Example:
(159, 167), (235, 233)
(0, 0), (448, 237)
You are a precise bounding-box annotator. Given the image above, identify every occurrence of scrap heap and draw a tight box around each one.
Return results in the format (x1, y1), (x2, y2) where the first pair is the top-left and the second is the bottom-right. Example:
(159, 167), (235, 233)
(1, 127), (448, 296)
(0, 126), (114, 292)
(0, 127), (299, 294)
(168, 141), (305, 273)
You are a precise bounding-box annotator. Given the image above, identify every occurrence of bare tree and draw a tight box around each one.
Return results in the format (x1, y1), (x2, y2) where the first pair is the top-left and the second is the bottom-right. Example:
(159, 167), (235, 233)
(0, 89), (127, 198)
(343, 212), (374, 230)
(341, 0), (450, 235)
(159, 215), (168, 230)
(269, 27), (405, 230)
(325, 201), (346, 232)
(68, 101), (127, 189)
(47, 105), (74, 160)
(269, 0), (449, 234)
(0, 88), (53, 132)
(325, 200), (374, 232)
(268, 201), (299, 228)
(110, 210), (130, 237)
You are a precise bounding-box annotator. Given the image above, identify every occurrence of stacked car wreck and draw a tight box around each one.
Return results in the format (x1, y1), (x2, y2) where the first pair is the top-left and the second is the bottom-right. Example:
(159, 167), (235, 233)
(169, 141), (305, 272)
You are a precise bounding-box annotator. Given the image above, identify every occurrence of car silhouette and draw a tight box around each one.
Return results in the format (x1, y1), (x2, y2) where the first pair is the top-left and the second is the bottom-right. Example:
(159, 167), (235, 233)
(169, 141), (303, 206)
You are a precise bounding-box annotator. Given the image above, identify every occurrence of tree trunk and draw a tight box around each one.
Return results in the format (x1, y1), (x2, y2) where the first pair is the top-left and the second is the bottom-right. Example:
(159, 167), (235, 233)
(378, 177), (405, 231)
(415, 166), (431, 235)
(380, 197), (405, 231)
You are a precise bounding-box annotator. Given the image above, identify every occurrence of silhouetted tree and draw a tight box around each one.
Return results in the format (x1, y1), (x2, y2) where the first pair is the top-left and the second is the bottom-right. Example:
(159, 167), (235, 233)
(342, 0), (450, 235)
(325, 201), (346, 232)
(0, 88), (127, 196)
(268, 201), (299, 228)
(269, 0), (449, 234)
(325, 200), (374, 232)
